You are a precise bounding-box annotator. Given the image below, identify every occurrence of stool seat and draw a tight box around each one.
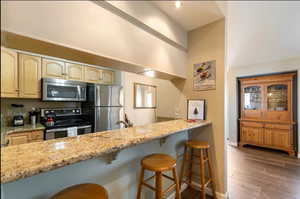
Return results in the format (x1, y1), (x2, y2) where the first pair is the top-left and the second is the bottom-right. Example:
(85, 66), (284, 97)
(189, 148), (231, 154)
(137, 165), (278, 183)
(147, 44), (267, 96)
(50, 183), (108, 199)
(142, 153), (176, 172)
(186, 140), (209, 149)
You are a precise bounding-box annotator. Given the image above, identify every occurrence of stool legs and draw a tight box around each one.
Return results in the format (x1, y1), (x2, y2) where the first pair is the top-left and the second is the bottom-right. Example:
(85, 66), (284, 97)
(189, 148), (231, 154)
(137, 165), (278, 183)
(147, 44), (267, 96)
(155, 172), (163, 199)
(200, 150), (206, 199)
(179, 144), (217, 199)
(137, 168), (145, 199)
(172, 168), (181, 199)
(137, 166), (181, 199)
(206, 149), (217, 199)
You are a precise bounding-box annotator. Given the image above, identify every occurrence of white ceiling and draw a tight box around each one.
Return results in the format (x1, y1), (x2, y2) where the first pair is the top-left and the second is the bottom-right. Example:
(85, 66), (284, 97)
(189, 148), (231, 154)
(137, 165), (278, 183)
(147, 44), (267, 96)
(152, 1), (224, 31)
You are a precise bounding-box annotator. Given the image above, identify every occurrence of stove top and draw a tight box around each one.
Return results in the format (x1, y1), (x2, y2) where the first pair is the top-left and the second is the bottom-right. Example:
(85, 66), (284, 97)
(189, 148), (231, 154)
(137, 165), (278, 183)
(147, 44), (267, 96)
(41, 108), (91, 130)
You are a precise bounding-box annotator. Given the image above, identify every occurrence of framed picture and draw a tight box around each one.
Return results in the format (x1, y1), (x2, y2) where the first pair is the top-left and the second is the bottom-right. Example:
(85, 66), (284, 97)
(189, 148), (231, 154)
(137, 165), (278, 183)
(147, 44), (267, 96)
(187, 99), (205, 120)
(134, 83), (157, 109)
(193, 60), (216, 91)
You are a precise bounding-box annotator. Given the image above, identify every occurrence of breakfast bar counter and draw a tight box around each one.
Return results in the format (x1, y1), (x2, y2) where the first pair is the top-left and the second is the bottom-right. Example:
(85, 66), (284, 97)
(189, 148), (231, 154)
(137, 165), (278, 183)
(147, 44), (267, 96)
(1, 119), (211, 184)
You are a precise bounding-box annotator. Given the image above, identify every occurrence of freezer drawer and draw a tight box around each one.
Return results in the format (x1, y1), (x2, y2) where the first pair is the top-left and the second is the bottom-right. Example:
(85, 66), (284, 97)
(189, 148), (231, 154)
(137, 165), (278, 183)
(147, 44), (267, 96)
(94, 107), (124, 132)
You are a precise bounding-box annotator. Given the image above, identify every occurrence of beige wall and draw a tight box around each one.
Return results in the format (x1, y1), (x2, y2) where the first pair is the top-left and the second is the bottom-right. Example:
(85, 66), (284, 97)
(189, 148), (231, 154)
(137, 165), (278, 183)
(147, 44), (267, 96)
(1, 1), (187, 78)
(172, 19), (226, 195)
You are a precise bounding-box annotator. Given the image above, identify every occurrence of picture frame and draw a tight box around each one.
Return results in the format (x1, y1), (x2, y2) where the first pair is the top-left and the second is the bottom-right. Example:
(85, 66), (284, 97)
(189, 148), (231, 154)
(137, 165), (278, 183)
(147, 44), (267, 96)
(187, 99), (206, 120)
(193, 60), (216, 91)
(134, 83), (157, 109)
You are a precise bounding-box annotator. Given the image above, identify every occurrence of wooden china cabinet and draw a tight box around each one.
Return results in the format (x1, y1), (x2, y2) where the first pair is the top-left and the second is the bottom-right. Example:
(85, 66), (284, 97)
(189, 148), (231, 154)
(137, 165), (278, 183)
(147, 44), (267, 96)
(239, 73), (297, 156)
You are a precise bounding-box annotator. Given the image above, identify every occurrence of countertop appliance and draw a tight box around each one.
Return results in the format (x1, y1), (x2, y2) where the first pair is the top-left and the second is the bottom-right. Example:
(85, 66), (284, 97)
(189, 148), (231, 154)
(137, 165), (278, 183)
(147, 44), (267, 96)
(42, 78), (87, 101)
(82, 84), (124, 132)
(41, 108), (92, 140)
(11, 104), (25, 126)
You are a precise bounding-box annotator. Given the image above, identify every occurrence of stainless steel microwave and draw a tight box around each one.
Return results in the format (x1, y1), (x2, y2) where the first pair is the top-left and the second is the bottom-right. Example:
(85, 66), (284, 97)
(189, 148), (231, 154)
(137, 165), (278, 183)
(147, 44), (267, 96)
(42, 78), (87, 101)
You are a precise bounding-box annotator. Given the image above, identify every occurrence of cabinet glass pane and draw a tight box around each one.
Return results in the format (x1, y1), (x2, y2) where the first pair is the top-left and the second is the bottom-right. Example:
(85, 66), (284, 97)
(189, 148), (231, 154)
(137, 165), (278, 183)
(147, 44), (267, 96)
(244, 86), (261, 110)
(267, 85), (288, 111)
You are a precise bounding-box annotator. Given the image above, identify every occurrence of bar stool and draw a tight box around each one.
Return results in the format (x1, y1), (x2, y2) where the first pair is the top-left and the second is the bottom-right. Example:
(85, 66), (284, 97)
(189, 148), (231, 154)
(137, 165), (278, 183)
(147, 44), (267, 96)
(137, 153), (181, 199)
(50, 183), (108, 199)
(179, 141), (216, 199)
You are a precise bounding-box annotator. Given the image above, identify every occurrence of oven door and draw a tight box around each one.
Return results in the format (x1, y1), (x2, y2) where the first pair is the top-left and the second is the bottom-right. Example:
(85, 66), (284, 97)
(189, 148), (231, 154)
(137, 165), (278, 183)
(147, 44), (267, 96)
(45, 125), (92, 140)
(43, 78), (86, 101)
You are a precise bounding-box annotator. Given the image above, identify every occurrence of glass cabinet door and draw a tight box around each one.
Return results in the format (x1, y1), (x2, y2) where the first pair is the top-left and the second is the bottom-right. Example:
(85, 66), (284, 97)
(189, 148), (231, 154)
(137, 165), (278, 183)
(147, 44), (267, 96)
(243, 86), (262, 110)
(267, 84), (288, 111)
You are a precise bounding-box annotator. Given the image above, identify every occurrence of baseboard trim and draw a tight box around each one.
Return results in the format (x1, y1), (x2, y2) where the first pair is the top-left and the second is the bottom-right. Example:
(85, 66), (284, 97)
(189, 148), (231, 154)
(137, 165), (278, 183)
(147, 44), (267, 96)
(166, 182), (227, 199)
(191, 181), (227, 199)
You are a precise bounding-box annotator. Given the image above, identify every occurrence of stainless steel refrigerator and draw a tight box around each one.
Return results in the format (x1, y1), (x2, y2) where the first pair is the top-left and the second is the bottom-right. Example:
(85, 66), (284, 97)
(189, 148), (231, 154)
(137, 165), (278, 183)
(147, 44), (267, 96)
(82, 84), (124, 132)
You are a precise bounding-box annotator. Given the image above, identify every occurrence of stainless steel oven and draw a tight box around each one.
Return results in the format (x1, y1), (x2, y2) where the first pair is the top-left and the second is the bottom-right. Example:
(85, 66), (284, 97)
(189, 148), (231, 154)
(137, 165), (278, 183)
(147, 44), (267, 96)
(45, 125), (92, 140)
(42, 78), (87, 101)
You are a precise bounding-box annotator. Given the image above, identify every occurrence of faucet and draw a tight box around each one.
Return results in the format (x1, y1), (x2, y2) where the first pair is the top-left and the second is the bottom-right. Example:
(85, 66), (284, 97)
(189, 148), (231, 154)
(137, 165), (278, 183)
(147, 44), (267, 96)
(116, 120), (131, 128)
(117, 113), (133, 128)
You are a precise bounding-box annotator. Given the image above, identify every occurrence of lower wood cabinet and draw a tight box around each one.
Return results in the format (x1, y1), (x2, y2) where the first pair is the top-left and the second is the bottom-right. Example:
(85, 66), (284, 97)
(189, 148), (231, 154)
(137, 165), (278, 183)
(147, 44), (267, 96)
(7, 130), (44, 146)
(240, 121), (295, 156)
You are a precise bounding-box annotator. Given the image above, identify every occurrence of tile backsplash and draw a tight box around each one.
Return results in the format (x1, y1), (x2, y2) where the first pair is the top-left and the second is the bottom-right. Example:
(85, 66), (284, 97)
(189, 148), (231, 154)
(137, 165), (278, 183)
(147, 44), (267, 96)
(1, 99), (80, 126)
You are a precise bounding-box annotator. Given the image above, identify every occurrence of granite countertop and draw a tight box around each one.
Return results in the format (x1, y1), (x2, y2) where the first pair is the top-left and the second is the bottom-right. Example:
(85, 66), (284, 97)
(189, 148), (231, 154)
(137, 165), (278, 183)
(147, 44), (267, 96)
(1, 123), (45, 135)
(1, 119), (211, 184)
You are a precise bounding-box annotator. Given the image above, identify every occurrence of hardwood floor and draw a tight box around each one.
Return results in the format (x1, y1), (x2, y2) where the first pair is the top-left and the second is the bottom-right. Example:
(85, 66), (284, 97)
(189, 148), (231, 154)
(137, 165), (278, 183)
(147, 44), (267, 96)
(228, 145), (300, 199)
(182, 188), (213, 199)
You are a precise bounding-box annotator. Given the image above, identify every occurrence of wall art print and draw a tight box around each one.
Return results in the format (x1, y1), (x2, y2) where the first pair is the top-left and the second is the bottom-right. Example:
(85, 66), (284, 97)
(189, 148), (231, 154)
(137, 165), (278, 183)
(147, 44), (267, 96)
(193, 60), (216, 91)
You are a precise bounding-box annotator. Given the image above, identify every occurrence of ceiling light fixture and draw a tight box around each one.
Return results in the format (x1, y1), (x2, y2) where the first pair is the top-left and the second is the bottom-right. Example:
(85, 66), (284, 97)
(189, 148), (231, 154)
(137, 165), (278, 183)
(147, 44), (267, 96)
(175, 1), (181, 8)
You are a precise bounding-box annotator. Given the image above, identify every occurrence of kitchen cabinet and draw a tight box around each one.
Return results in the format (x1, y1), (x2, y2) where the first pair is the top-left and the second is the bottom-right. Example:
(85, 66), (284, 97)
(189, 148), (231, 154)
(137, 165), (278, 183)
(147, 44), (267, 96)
(239, 73), (296, 156)
(6, 130), (44, 146)
(42, 58), (66, 79)
(66, 63), (84, 81)
(84, 66), (102, 83)
(19, 54), (42, 98)
(101, 70), (114, 84)
(1, 47), (19, 98)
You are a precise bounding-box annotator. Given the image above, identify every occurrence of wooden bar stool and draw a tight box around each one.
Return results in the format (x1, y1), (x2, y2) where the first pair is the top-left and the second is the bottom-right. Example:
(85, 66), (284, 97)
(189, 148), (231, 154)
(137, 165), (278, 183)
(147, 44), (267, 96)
(137, 153), (181, 199)
(179, 141), (216, 199)
(50, 183), (108, 199)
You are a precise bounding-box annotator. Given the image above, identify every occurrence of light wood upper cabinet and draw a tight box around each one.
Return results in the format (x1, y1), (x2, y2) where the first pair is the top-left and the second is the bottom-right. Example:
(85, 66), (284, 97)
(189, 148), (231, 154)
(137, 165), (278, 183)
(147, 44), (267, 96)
(84, 66), (101, 83)
(101, 70), (114, 84)
(1, 47), (19, 98)
(66, 63), (84, 81)
(19, 54), (41, 98)
(42, 58), (66, 79)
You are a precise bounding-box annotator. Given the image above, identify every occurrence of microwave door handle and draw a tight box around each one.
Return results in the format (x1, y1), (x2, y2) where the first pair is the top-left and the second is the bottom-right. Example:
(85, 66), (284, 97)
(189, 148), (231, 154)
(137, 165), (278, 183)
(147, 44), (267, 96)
(77, 85), (81, 100)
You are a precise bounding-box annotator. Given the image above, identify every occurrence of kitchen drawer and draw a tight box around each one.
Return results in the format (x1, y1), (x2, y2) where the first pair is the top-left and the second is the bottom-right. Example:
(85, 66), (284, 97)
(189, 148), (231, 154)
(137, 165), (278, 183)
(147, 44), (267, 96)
(240, 121), (264, 128)
(30, 130), (44, 140)
(264, 124), (292, 130)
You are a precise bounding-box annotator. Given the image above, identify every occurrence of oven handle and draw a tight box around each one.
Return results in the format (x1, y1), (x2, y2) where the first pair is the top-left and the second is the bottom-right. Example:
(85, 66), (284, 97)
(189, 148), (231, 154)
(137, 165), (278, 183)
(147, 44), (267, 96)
(46, 125), (92, 133)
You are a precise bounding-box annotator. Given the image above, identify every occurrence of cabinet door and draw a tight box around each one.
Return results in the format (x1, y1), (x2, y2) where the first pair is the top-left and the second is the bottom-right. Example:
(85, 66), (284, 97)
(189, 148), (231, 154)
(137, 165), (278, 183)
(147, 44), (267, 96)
(8, 133), (30, 146)
(264, 82), (291, 121)
(241, 84), (263, 119)
(66, 63), (84, 81)
(264, 124), (292, 149)
(241, 126), (264, 145)
(84, 66), (101, 83)
(1, 47), (19, 98)
(101, 70), (114, 84)
(42, 58), (66, 79)
(30, 130), (44, 141)
(19, 54), (42, 98)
